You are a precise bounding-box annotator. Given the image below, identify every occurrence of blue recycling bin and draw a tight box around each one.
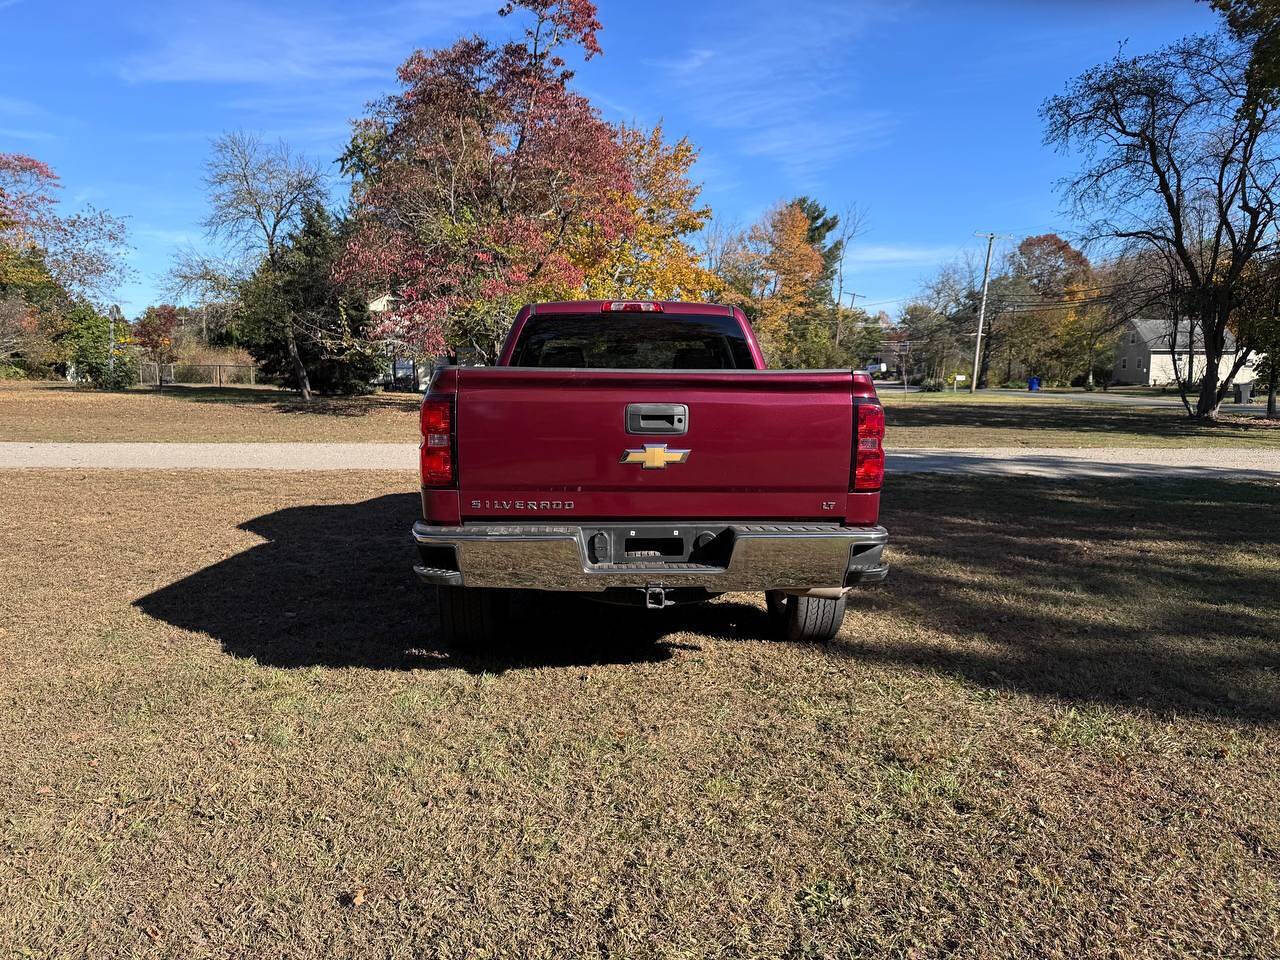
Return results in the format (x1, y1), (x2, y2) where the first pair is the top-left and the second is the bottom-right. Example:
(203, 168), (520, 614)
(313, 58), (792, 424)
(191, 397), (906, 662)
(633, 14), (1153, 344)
(1028, 376), (1041, 392)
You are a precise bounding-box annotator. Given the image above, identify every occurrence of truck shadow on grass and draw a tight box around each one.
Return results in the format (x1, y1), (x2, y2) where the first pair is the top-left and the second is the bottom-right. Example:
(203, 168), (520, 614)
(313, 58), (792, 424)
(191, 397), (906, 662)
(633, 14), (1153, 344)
(885, 400), (1276, 443)
(132, 492), (722, 673)
(135, 476), (1280, 717)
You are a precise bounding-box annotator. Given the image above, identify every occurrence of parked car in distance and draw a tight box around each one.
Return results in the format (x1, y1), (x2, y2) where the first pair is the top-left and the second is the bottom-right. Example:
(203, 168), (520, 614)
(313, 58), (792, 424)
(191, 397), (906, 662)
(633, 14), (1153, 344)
(412, 300), (888, 645)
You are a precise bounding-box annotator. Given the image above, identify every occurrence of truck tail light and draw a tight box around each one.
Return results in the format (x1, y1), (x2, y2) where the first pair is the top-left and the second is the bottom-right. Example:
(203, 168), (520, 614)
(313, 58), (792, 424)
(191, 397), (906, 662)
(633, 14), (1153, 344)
(420, 397), (454, 487)
(602, 301), (663, 312)
(853, 403), (885, 491)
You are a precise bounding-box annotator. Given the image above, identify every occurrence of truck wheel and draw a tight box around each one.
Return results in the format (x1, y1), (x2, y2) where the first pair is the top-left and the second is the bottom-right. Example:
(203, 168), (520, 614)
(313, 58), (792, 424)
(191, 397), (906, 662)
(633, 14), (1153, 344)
(436, 586), (510, 649)
(766, 591), (847, 643)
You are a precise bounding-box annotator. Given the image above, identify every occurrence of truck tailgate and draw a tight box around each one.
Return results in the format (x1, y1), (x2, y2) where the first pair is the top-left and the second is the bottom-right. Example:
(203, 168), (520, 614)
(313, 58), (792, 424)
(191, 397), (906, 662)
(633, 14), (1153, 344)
(455, 368), (854, 521)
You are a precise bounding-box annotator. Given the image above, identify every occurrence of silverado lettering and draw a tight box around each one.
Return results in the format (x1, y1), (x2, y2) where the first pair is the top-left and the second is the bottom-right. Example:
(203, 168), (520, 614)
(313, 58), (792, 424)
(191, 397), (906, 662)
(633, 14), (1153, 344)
(470, 499), (576, 510)
(413, 300), (888, 647)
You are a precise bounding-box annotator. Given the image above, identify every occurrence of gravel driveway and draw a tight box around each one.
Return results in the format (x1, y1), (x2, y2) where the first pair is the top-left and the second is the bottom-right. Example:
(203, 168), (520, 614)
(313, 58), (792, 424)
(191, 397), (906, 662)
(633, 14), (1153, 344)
(3, 442), (1279, 479)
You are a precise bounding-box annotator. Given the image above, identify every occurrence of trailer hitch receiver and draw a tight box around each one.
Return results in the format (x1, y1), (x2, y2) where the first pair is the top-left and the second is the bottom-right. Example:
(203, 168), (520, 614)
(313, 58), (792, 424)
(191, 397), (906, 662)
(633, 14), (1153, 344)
(644, 585), (670, 609)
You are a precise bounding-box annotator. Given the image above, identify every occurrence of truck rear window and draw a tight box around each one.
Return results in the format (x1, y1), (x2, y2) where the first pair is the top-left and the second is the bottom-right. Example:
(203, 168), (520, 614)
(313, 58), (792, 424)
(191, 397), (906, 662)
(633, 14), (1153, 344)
(509, 313), (755, 369)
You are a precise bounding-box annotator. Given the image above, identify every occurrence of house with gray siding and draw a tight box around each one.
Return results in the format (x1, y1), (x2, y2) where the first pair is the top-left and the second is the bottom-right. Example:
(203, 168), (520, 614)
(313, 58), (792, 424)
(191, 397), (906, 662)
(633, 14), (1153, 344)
(1112, 317), (1258, 387)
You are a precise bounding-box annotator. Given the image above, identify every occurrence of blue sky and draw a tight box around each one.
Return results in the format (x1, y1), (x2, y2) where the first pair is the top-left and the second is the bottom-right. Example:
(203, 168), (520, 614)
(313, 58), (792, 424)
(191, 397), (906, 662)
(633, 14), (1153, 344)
(2, 0), (1217, 317)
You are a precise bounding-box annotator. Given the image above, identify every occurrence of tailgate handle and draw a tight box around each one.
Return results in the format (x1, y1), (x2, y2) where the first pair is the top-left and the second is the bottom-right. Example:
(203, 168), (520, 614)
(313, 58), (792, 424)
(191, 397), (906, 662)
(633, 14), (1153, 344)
(626, 403), (688, 435)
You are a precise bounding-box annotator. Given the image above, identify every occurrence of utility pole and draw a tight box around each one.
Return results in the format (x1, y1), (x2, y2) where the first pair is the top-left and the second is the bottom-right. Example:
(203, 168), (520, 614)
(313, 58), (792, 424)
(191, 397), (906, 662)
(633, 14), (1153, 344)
(835, 290), (860, 346)
(970, 233), (996, 394)
(107, 305), (122, 377)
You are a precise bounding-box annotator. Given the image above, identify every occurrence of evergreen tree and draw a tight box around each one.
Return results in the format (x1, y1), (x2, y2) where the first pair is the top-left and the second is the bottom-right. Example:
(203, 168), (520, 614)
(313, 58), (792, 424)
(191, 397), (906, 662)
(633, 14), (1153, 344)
(241, 206), (381, 395)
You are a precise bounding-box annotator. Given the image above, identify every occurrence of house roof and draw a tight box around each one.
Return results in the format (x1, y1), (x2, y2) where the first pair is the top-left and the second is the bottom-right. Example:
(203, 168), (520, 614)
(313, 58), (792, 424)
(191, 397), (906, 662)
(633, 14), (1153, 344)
(1128, 317), (1236, 353)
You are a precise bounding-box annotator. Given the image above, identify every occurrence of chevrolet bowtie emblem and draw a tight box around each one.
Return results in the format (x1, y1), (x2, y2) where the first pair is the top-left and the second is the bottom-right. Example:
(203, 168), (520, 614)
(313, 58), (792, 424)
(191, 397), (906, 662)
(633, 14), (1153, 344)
(620, 443), (691, 469)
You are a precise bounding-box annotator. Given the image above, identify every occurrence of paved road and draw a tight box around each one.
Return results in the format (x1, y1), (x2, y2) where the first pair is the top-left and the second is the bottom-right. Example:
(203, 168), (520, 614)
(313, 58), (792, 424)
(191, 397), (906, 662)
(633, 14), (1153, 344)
(3, 441), (1279, 480)
(887, 447), (1280, 479)
(0, 442), (414, 470)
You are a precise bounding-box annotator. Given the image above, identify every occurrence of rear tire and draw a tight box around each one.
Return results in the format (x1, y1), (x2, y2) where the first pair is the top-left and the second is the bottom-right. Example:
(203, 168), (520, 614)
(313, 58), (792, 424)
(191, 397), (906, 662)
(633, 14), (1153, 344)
(766, 590), (847, 643)
(436, 586), (510, 649)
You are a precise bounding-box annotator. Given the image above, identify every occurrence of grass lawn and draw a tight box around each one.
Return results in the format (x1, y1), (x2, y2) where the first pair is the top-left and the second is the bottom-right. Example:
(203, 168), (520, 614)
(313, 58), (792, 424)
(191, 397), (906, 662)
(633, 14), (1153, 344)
(0, 381), (420, 443)
(882, 392), (1280, 448)
(3, 470), (1279, 957)
(5, 380), (1280, 450)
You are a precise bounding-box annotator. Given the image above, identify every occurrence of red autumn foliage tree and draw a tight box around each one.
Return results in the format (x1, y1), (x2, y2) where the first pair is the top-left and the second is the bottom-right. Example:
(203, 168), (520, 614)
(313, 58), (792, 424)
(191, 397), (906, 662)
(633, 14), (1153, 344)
(1010, 234), (1091, 296)
(0, 154), (59, 244)
(134, 304), (181, 363)
(0, 153), (130, 303)
(339, 0), (630, 359)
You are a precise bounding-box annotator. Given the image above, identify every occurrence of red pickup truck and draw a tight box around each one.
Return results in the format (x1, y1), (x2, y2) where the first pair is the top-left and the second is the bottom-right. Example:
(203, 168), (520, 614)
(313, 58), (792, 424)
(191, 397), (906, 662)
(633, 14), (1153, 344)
(412, 300), (887, 645)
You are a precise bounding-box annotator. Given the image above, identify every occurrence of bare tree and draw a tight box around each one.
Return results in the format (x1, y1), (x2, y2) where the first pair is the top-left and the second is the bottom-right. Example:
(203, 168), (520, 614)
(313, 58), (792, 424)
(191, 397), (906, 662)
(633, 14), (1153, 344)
(699, 220), (746, 283)
(899, 262), (975, 382)
(167, 246), (244, 302)
(831, 203), (866, 346)
(201, 132), (326, 399)
(1043, 33), (1280, 418)
(165, 246), (246, 342)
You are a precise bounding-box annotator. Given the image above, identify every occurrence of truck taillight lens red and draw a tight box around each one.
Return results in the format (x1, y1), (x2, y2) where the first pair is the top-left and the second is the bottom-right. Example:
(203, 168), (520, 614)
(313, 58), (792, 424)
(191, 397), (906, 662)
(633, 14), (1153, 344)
(853, 403), (885, 491)
(420, 398), (454, 487)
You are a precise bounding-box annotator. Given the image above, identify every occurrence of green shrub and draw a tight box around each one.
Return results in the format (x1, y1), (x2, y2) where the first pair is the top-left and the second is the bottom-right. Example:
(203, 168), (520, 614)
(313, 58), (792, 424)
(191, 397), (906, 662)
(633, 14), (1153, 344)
(919, 378), (945, 392)
(65, 304), (138, 389)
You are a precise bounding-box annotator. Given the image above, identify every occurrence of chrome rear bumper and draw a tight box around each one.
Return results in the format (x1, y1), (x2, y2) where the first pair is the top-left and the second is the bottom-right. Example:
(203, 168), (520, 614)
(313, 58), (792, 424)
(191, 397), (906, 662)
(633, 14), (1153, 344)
(412, 521), (888, 594)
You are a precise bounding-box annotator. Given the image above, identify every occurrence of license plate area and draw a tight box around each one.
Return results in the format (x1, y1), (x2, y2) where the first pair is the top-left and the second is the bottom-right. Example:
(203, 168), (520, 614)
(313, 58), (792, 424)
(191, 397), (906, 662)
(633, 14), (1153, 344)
(584, 523), (733, 567)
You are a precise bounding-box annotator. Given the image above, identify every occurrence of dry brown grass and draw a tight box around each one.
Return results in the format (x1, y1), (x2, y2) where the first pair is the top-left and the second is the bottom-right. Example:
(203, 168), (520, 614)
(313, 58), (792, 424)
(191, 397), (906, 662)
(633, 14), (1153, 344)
(0, 382), (419, 443)
(6, 381), (1280, 449)
(3, 470), (1279, 957)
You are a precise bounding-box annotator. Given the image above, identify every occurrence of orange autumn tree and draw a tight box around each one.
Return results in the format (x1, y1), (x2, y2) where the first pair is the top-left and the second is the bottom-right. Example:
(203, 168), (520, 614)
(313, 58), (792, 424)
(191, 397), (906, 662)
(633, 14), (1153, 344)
(748, 202), (825, 360)
(579, 122), (719, 300)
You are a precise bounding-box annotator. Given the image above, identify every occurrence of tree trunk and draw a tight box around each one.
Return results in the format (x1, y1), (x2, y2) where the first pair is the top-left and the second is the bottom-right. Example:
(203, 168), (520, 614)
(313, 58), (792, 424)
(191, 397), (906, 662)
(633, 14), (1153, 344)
(1194, 303), (1229, 420)
(1268, 370), (1278, 419)
(1195, 371), (1220, 420)
(284, 318), (313, 401)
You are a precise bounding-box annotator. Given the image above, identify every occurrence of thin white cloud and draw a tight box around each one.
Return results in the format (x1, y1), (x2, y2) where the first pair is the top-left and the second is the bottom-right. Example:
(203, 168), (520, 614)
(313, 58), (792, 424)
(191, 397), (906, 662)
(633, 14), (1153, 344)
(223, 91), (361, 115)
(738, 113), (897, 177)
(576, 86), (645, 124)
(118, 0), (491, 86)
(134, 124), (350, 148)
(647, 2), (903, 184)
(0, 95), (42, 117)
(0, 97), (61, 142)
(0, 126), (54, 141)
(132, 129), (218, 144)
(845, 244), (964, 267)
(135, 226), (203, 246)
(644, 48), (714, 77)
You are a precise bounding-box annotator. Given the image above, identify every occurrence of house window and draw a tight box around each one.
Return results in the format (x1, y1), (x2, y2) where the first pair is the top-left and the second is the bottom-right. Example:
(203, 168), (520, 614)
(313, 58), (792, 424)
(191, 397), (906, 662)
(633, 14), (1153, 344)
(1121, 358), (1128, 370)
(1130, 332), (1136, 344)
